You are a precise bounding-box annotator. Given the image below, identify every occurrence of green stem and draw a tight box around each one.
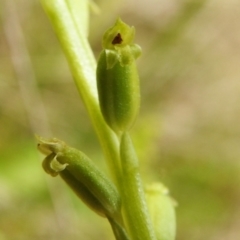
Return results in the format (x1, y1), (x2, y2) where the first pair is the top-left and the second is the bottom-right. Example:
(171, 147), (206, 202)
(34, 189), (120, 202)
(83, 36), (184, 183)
(108, 217), (130, 240)
(120, 133), (156, 240)
(65, 0), (89, 37)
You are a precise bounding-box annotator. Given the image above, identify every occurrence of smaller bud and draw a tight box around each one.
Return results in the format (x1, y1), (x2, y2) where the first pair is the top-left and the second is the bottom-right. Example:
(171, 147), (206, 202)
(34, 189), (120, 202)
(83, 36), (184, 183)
(36, 136), (121, 220)
(145, 183), (176, 240)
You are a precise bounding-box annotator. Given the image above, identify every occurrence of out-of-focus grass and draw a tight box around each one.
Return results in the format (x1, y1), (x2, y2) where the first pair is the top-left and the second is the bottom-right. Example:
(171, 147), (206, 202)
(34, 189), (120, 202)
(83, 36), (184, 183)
(1, 0), (240, 239)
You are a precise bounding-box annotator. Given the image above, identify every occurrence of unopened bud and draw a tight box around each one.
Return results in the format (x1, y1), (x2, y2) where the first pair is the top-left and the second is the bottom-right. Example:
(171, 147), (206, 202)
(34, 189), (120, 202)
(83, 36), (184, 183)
(145, 183), (176, 240)
(96, 18), (141, 134)
(37, 136), (121, 219)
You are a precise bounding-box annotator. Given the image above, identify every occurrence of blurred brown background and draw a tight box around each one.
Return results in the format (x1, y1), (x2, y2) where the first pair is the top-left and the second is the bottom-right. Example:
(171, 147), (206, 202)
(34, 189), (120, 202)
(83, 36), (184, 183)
(0, 0), (240, 239)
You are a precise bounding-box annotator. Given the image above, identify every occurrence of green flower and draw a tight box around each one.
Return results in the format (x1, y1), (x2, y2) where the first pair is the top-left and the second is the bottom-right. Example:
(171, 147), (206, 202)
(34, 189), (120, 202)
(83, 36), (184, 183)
(97, 18), (142, 134)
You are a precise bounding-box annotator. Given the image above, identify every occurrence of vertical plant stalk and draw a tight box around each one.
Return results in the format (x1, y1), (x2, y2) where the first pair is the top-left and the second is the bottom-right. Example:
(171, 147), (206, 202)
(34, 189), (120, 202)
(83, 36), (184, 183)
(65, 0), (89, 37)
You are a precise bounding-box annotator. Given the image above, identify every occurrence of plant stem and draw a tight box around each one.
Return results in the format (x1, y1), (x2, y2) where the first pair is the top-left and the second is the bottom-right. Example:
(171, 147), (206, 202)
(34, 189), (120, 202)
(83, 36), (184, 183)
(108, 217), (130, 240)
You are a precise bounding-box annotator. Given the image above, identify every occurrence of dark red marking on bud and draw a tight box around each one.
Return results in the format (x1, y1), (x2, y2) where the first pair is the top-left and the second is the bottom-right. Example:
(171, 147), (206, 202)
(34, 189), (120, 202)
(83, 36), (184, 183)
(112, 33), (123, 45)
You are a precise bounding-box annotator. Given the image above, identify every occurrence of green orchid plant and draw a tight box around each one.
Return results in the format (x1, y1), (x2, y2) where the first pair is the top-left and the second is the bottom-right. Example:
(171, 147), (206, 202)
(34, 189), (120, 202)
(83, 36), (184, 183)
(37, 1), (176, 240)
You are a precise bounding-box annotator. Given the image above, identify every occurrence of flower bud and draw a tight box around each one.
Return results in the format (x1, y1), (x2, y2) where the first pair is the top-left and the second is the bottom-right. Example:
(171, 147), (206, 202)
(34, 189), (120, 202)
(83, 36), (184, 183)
(96, 18), (141, 134)
(37, 136), (121, 219)
(145, 183), (176, 240)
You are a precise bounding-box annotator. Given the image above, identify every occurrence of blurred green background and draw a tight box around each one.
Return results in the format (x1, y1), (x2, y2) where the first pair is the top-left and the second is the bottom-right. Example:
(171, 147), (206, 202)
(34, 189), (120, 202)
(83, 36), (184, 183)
(1, 0), (240, 239)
